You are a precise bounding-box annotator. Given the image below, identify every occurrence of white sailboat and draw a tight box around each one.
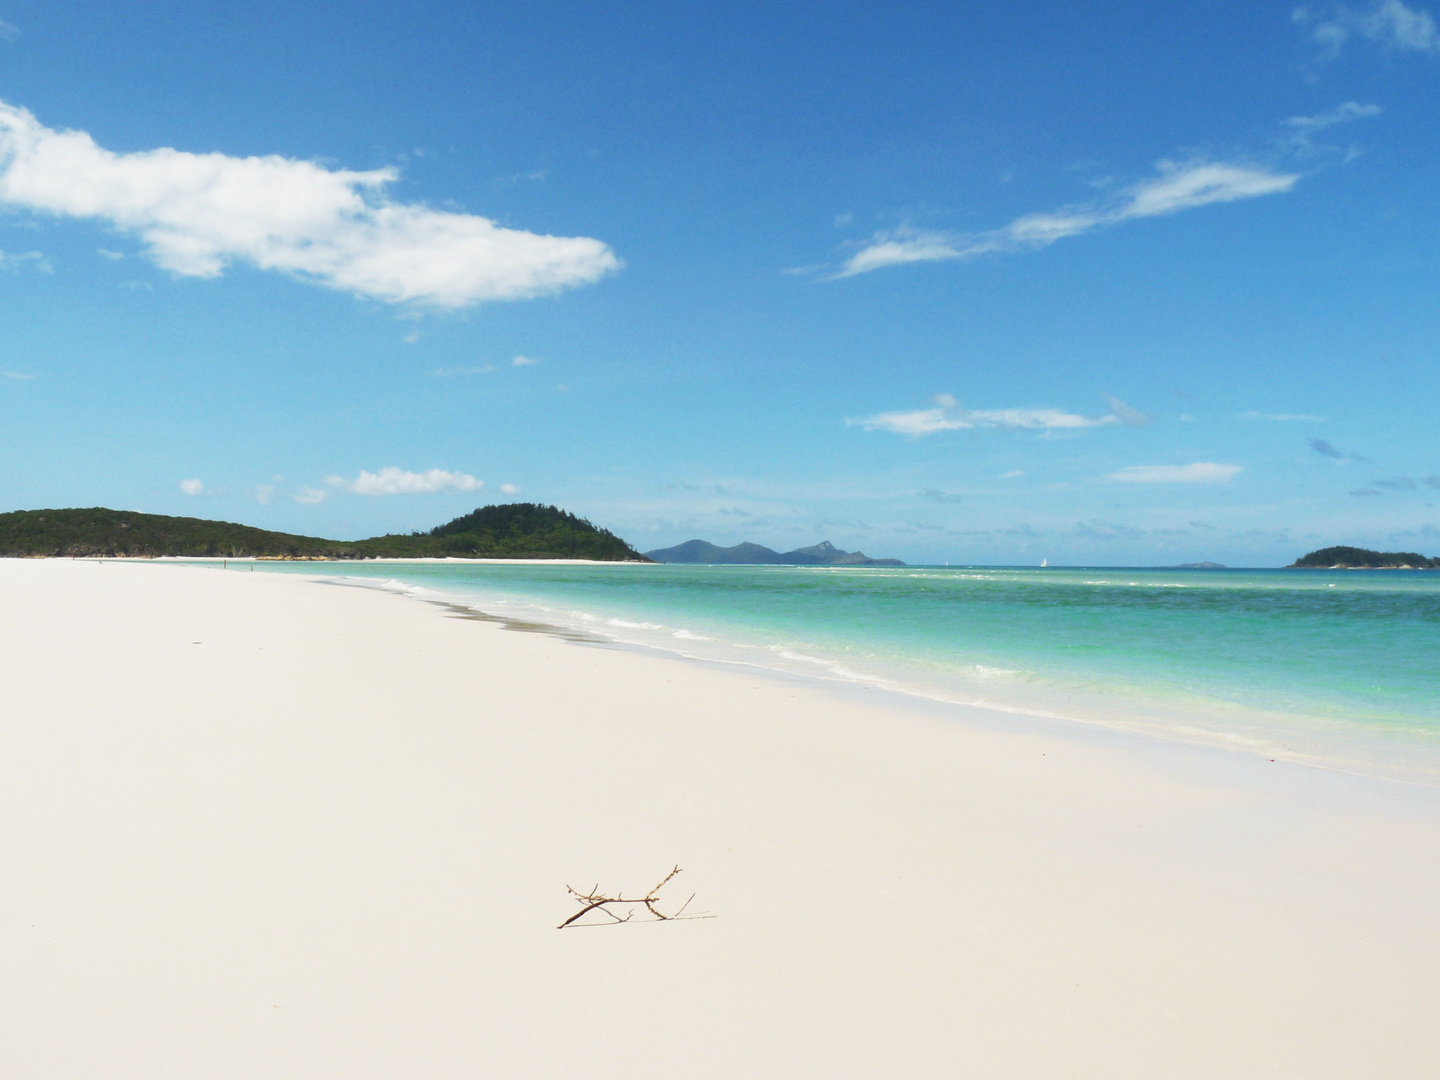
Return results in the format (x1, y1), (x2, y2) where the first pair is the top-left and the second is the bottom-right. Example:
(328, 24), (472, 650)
(1041, 557), (1048, 568)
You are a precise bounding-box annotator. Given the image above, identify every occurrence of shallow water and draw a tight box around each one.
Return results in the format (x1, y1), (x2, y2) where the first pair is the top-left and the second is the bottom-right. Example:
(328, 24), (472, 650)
(237, 560), (1440, 783)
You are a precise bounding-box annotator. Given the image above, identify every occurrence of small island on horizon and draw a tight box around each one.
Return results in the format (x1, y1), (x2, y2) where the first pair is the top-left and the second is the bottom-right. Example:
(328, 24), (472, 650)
(644, 538), (905, 566)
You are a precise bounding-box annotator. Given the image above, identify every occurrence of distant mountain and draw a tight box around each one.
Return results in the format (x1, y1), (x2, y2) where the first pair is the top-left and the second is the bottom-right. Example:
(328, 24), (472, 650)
(1289, 545), (1438, 569)
(1172, 562), (1227, 569)
(0, 504), (648, 561)
(645, 538), (904, 566)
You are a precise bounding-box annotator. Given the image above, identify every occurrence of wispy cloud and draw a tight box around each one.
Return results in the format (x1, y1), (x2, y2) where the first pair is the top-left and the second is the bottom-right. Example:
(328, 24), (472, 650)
(828, 159), (1298, 279)
(854, 393), (1146, 437)
(0, 18), (17, 41)
(1309, 437), (1369, 462)
(1295, 1), (1440, 56)
(1239, 410), (1328, 421)
(921, 487), (963, 503)
(179, 478), (205, 496)
(254, 484), (274, 505)
(0, 248), (51, 273)
(1284, 101), (1382, 152)
(0, 100), (620, 308)
(2, 369), (34, 380)
(326, 466), (482, 495)
(1108, 463), (1243, 483)
(511, 354), (538, 366)
(96, 248), (125, 261)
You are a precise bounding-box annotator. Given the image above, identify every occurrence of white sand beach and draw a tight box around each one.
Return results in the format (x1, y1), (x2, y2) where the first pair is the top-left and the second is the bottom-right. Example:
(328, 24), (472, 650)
(2, 558), (1438, 1079)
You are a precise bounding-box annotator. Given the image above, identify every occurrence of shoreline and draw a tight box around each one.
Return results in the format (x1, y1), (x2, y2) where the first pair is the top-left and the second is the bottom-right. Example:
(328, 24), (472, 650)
(242, 559), (1440, 790)
(3, 559), (1437, 1077)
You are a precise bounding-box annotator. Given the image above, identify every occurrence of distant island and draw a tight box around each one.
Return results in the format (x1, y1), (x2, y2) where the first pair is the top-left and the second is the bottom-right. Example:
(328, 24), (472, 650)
(1172, 562), (1227, 569)
(0, 504), (648, 561)
(1289, 545), (1439, 569)
(645, 538), (904, 566)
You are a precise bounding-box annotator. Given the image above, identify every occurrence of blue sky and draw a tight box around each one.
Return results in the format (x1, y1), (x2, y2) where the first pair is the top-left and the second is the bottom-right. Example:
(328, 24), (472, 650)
(2, 1), (1438, 565)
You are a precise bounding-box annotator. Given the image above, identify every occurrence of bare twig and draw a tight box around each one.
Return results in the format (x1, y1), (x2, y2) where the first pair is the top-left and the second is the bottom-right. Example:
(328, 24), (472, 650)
(558, 865), (701, 929)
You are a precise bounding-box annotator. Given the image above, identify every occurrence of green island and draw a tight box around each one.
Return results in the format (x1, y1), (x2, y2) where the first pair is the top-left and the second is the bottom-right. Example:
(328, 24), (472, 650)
(1289, 545), (1439, 569)
(0, 504), (649, 561)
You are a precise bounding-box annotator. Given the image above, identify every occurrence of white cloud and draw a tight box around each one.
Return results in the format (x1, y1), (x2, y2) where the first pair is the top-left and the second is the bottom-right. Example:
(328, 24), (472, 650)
(0, 18), (17, 41)
(0, 248), (51, 273)
(832, 159), (1298, 278)
(1285, 101), (1382, 134)
(96, 247), (125, 260)
(327, 466), (482, 496)
(255, 484), (273, 505)
(179, 478), (205, 496)
(854, 394), (1141, 437)
(500, 482), (521, 494)
(1296, 1), (1440, 55)
(1108, 463), (1243, 483)
(1285, 101), (1382, 154)
(1239, 411), (1328, 421)
(510, 354), (538, 366)
(2, 369), (34, 379)
(0, 100), (621, 308)
(293, 486), (328, 505)
(1001, 469), (1025, 478)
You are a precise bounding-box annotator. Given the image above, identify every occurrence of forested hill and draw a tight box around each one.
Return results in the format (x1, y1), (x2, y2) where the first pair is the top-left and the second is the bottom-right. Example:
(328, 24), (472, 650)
(0, 505), (648, 561)
(1289, 546), (1439, 569)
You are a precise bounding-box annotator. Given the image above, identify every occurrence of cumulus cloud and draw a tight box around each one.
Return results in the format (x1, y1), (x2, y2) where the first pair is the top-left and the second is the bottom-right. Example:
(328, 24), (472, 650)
(326, 466), (482, 496)
(500, 483), (521, 495)
(1295, 1), (1440, 55)
(1108, 463), (1243, 483)
(0, 100), (620, 308)
(179, 478), (204, 496)
(0, 248), (51, 273)
(854, 394), (1144, 436)
(830, 159), (1298, 278)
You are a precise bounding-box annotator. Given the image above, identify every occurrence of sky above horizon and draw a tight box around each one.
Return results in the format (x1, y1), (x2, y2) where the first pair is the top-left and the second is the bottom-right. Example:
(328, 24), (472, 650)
(2, 1), (1438, 566)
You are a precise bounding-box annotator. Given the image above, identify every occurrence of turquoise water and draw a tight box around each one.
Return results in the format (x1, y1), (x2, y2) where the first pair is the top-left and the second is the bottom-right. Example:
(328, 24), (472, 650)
(242, 561), (1440, 782)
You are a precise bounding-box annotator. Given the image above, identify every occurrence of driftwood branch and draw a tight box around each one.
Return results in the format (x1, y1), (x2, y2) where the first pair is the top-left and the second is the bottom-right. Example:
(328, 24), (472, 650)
(558, 865), (700, 928)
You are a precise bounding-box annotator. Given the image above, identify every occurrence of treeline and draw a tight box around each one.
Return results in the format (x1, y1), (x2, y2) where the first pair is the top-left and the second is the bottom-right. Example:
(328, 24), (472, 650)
(1290, 545), (1439, 569)
(0, 504), (648, 561)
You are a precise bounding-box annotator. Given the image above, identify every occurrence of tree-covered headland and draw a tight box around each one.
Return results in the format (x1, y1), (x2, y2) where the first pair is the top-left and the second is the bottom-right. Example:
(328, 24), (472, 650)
(0, 504), (649, 561)
(1289, 545), (1439, 569)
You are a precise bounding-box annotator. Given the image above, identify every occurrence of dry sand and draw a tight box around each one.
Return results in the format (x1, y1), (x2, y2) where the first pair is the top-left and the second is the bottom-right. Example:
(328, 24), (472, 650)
(2, 558), (1438, 1078)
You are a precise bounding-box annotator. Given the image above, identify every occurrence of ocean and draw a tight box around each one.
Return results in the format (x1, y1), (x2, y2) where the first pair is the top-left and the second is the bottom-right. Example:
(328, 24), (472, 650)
(241, 560), (1440, 784)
